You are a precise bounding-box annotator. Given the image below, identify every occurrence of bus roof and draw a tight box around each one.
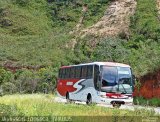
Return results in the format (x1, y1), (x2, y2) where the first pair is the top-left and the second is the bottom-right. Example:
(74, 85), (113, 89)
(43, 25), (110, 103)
(60, 62), (130, 68)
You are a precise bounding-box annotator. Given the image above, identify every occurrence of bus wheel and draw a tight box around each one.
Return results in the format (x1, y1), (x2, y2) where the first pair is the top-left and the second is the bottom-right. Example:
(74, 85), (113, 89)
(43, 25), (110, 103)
(112, 102), (121, 108)
(86, 94), (92, 105)
(66, 92), (71, 103)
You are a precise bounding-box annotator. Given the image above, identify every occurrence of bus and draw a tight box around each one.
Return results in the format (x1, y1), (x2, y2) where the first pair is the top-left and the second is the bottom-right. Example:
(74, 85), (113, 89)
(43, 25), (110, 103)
(56, 62), (135, 107)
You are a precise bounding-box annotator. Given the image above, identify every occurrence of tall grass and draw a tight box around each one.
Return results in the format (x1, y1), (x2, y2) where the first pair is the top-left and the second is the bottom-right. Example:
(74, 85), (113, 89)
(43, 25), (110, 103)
(0, 94), (158, 117)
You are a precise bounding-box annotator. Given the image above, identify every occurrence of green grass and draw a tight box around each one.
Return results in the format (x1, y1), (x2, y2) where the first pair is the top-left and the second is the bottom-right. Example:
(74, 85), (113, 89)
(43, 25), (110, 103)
(0, 0), (108, 67)
(134, 97), (160, 107)
(0, 0), (52, 36)
(0, 94), (159, 122)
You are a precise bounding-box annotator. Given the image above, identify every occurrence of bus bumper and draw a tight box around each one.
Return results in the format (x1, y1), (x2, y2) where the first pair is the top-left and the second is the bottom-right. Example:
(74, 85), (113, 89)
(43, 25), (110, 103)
(100, 97), (133, 105)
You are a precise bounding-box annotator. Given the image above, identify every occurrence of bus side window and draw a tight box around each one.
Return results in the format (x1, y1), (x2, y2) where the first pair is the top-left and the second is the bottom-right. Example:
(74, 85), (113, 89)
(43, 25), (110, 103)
(94, 65), (100, 90)
(74, 67), (77, 78)
(59, 69), (62, 79)
(64, 68), (67, 79)
(68, 68), (71, 79)
(70, 67), (75, 78)
(81, 66), (87, 78)
(66, 68), (71, 79)
(61, 68), (64, 79)
(87, 65), (93, 79)
(75, 66), (81, 78)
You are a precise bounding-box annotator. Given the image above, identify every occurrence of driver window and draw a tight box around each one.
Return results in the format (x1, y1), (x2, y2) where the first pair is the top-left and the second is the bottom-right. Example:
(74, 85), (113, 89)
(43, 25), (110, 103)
(102, 67), (117, 87)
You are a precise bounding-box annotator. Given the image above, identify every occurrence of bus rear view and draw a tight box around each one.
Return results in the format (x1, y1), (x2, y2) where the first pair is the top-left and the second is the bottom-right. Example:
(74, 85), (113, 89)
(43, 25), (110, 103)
(57, 62), (134, 107)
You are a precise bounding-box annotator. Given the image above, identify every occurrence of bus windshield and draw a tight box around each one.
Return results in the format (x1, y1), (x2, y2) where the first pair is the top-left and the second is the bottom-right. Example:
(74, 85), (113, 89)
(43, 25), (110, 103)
(101, 66), (133, 94)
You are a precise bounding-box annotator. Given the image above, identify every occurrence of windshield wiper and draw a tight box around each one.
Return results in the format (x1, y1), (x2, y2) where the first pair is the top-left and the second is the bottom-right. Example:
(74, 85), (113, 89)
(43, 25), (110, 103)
(119, 83), (127, 94)
(118, 78), (128, 94)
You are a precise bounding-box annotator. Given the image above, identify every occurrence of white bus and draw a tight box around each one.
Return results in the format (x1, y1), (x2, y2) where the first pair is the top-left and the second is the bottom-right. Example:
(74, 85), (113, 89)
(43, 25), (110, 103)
(57, 62), (134, 107)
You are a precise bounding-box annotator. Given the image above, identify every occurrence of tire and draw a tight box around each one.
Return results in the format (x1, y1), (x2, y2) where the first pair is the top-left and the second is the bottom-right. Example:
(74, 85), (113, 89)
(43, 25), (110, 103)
(86, 94), (92, 105)
(66, 92), (71, 103)
(112, 102), (121, 108)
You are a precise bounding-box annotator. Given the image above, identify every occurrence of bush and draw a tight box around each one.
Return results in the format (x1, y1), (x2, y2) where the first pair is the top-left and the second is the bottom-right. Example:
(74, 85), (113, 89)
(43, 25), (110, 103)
(2, 82), (17, 95)
(13, 0), (30, 7)
(130, 0), (160, 41)
(92, 37), (130, 63)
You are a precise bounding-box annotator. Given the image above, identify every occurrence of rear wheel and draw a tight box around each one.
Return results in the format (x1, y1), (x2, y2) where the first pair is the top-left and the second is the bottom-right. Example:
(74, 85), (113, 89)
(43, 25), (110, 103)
(66, 92), (71, 103)
(86, 94), (92, 105)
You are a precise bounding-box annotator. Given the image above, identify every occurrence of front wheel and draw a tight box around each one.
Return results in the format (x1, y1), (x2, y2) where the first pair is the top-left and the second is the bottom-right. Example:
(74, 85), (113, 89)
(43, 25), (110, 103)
(112, 102), (121, 108)
(86, 94), (92, 105)
(66, 92), (71, 103)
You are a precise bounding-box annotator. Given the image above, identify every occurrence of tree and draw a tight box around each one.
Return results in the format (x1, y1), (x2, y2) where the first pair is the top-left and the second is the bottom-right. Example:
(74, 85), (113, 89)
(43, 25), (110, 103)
(92, 37), (130, 63)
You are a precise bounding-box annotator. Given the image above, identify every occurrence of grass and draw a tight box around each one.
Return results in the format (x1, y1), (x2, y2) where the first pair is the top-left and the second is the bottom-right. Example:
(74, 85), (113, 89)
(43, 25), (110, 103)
(0, 0), (109, 67)
(134, 97), (160, 107)
(0, 94), (159, 122)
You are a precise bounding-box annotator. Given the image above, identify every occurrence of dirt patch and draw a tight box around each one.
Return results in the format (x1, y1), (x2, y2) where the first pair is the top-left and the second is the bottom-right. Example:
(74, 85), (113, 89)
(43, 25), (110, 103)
(157, 0), (160, 13)
(134, 70), (160, 99)
(2, 61), (44, 72)
(80, 0), (137, 38)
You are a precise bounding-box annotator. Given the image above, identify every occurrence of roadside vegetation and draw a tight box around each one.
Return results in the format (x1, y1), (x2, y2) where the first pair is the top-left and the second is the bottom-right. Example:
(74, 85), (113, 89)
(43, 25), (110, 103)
(0, 0), (160, 106)
(0, 94), (159, 122)
(0, 0), (109, 95)
(134, 97), (160, 107)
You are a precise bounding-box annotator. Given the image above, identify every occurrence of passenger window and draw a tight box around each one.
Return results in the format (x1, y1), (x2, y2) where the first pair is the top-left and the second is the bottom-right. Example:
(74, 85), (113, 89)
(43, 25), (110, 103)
(87, 65), (93, 79)
(75, 66), (81, 78)
(70, 67), (75, 78)
(59, 69), (62, 78)
(94, 65), (100, 90)
(81, 66), (87, 78)
(66, 68), (71, 79)
(61, 69), (65, 79)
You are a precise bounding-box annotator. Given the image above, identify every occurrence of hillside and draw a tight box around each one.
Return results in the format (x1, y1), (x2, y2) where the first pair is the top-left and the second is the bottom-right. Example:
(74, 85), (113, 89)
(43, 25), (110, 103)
(0, 0), (108, 67)
(0, 0), (160, 96)
(81, 0), (137, 37)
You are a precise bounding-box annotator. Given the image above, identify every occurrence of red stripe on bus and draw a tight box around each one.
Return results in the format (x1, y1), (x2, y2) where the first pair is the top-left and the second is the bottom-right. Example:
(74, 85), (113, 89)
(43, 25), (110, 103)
(57, 79), (80, 96)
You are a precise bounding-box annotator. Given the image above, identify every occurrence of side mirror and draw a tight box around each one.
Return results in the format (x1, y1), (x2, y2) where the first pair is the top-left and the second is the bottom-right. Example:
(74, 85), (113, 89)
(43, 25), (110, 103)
(132, 75), (136, 85)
